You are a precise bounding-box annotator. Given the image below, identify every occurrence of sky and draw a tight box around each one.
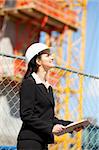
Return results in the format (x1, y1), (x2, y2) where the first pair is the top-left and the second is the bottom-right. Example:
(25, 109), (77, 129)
(85, 0), (99, 76)
(84, 0), (99, 124)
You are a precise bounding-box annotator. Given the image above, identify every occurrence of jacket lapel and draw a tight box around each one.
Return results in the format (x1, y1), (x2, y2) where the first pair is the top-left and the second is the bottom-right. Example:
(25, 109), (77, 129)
(31, 76), (54, 106)
(37, 84), (54, 106)
(48, 86), (55, 106)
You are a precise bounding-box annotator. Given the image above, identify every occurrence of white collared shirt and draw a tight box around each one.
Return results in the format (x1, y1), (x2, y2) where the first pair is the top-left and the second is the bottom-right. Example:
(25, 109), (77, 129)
(32, 72), (51, 89)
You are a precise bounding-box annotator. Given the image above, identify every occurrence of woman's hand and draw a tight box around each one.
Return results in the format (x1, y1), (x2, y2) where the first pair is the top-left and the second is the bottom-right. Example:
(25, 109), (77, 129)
(52, 124), (65, 136)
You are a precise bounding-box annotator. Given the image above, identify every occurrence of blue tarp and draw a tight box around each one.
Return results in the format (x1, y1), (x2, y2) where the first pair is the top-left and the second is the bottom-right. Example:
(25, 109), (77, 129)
(0, 146), (16, 150)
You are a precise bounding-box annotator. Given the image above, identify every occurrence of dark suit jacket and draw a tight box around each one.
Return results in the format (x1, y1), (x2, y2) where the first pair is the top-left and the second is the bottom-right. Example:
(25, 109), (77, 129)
(17, 75), (72, 144)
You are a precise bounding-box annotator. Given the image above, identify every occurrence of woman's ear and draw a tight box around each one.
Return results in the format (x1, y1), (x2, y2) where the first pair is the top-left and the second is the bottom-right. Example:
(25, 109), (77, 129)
(36, 58), (41, 66)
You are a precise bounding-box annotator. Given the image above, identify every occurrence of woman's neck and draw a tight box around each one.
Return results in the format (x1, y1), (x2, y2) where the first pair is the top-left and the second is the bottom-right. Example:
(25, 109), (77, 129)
(36, 67), (47, 82)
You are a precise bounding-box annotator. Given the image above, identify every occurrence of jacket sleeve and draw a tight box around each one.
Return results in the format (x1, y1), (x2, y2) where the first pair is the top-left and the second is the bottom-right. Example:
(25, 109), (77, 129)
(20, 78), (53, 135)
(53, 117), (73, 126)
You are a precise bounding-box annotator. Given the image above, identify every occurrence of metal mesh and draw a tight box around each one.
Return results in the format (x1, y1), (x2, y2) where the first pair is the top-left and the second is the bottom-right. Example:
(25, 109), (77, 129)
(0, 54), (99, 150)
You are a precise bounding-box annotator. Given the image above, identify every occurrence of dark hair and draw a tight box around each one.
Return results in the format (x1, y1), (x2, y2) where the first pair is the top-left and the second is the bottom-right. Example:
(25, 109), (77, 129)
(24, 54), (41, 79)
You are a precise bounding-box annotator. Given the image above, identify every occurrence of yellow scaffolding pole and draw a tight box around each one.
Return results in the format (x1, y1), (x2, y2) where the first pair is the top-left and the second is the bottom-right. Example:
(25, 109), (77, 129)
(50, 0), (87, 150)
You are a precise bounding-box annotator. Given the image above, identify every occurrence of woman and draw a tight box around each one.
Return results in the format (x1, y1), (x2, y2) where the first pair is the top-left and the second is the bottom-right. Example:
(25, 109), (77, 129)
(17, 43), (73, 150)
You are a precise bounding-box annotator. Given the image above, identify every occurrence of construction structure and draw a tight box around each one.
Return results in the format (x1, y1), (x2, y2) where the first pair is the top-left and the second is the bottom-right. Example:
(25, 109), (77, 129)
(0, 0), (87, 149)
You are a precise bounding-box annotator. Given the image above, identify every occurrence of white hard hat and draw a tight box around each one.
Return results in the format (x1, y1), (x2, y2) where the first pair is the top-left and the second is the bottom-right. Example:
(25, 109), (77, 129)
(25, 43), (49, 63)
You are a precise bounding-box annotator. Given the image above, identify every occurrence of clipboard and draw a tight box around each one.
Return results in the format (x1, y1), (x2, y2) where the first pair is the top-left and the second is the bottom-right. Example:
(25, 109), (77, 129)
(57, 119), (90, 136)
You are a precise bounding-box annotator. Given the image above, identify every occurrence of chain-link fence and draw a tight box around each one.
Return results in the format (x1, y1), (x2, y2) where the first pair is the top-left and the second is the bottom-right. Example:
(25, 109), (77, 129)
(0, 53), (99, 150)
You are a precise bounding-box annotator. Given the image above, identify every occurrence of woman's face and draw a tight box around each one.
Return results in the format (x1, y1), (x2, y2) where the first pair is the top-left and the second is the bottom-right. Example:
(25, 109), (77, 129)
(37, 49), (54, 71)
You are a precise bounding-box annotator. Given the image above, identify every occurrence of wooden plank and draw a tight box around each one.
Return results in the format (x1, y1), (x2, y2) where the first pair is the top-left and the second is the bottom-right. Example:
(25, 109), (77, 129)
(0, 2), (78, 29)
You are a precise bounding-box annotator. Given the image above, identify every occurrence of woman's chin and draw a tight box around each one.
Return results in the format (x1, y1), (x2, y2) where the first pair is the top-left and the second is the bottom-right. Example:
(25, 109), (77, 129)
(45, 65), (54, 71)
(47, 63), (54, 68)
(49, 64), (54, 68)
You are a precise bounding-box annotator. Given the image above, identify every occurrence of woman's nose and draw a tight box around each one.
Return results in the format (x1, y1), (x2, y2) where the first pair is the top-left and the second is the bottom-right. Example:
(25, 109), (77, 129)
(50, 54), (54, 61)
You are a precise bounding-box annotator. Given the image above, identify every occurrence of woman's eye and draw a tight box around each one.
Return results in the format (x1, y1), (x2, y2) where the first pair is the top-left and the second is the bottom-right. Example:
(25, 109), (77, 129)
(46, 53), (50, 56)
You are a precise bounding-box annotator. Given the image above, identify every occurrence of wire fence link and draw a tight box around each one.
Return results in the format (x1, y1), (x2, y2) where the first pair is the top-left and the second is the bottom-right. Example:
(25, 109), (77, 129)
(0, 53), (99, 150)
